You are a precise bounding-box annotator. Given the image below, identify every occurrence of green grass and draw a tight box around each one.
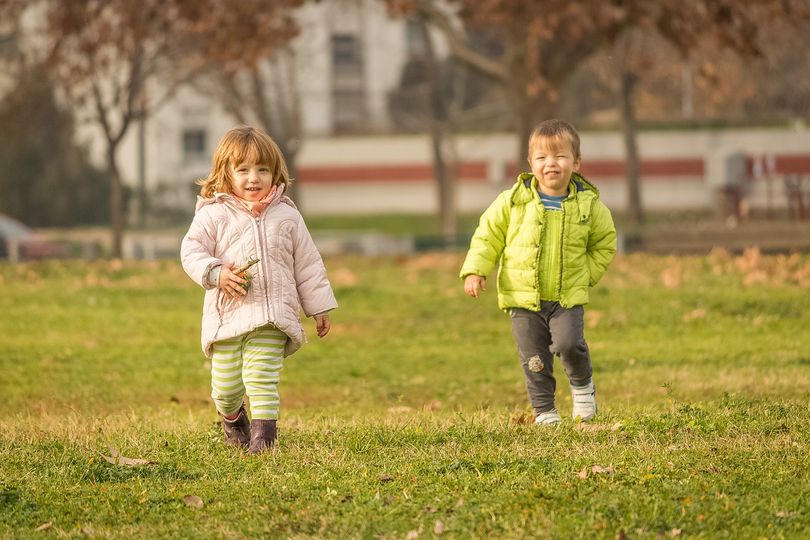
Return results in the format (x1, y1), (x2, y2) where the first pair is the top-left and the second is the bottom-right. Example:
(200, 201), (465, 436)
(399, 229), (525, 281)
(1, 252), (809, 538)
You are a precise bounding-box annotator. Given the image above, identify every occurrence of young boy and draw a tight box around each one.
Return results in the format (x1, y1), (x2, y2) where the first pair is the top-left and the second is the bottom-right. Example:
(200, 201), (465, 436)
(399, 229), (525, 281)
(460, 119), (616, 425)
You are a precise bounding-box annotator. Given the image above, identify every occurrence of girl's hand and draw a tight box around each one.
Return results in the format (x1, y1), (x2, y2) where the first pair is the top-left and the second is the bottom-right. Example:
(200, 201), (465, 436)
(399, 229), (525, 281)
(218, 263), (248, 298)
(464, 275), (486, 298)
(314, 313), (331, 337)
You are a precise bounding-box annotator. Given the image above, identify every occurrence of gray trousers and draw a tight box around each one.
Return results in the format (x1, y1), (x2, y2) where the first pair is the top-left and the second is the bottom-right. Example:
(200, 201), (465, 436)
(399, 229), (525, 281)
(510, 303), (592, 414)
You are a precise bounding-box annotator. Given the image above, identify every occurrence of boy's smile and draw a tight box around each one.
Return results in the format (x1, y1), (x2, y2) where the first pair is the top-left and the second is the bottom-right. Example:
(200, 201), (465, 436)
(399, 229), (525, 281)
(529, 139), (581, 197)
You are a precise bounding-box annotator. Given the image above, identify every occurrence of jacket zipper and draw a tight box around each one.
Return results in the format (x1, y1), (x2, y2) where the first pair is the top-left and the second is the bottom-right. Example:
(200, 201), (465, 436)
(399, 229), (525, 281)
(535, 205), (544, 309)
(253, 213), (272, 322)
(557, 203), (566, 304)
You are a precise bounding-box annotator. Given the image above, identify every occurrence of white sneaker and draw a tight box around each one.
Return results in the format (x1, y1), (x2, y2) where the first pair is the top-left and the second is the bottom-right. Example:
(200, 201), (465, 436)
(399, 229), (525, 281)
(571, 382), (597, 421)
(535, 409), (562, 425)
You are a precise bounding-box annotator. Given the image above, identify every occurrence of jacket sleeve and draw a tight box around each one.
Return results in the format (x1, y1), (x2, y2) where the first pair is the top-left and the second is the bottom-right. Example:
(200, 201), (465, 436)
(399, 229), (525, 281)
(586, 201), (617, 286)
(180, 209), (222, 290)
(459, 192), (510, 279)
(292, 213), (338, 316)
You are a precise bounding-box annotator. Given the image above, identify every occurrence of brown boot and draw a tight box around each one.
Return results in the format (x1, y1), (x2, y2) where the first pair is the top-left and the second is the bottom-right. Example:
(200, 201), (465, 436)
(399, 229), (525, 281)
(248, 419), (277, 454)
(221, 405), (250, 447)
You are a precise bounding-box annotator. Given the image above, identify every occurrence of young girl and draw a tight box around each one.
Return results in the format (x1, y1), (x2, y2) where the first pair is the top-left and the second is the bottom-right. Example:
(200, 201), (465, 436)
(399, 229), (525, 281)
(181, 126), (337, 454)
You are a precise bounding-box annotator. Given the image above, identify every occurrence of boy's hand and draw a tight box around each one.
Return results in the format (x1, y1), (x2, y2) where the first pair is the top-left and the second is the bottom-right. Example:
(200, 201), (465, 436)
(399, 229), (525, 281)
(464, 275), (486, 298)
(314, 313), (331, 337)
(218, 263), (248, 298)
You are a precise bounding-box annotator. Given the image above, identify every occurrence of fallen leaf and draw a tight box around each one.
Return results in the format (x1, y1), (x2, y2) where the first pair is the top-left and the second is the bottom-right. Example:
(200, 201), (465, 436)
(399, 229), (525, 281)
(183, 495), (204, 509)
(682, 309), (706, 322)
(329, 268), (358, 286)
(615, 529), (628, 540)
(387, 406), (413, 414)
(101, 446), (155, 467)
(434, 520), (445, 535)
(379, 474), (394, 482)
(586, 310), (603, 328)
(573, 421), (623, 433)
(578, 467), (588, 480)
(405, 531), (419, 540)
(669, 528), (683, 537)
(591, 465), (614, 475)
(422, 400), (442, 411)
(455, 497), (464, 507)
(775, 510), (797, 518)
(35, 522), (52, 532)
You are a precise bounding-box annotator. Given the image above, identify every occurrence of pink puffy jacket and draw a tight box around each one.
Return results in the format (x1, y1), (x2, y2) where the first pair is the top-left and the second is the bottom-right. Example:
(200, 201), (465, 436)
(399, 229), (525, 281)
(180, 191), (338, 358)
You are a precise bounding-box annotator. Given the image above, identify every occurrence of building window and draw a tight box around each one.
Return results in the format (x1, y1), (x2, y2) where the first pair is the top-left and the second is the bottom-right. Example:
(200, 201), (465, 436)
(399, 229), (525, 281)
(332, 34), (361, 68)
(331, 33), (366, 132)
(182, 128), (207, 162)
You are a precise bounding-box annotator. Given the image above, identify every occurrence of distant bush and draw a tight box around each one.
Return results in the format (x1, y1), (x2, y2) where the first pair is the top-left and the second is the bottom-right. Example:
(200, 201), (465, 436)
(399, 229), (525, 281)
(0, 64), (112, 227)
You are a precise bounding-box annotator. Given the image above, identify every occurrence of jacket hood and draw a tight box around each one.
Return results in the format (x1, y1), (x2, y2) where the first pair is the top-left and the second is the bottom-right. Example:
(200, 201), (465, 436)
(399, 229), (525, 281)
(510, 171), (600, 221)
(194, 185), (297, 213)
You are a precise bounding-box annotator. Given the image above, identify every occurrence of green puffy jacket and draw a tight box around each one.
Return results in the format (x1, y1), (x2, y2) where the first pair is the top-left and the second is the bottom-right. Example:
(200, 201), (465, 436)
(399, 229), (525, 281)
(460, 172), (617, 311)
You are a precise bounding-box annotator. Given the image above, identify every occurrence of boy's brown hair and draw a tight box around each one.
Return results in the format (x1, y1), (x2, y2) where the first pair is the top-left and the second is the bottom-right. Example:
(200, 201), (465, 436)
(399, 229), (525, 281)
(527, 119), (581, 160)
(198, 126), (291, 198)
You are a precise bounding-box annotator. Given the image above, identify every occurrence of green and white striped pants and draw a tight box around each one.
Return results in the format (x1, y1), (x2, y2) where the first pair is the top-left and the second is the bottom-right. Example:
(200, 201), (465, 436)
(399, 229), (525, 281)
(210, 325), (287, 420)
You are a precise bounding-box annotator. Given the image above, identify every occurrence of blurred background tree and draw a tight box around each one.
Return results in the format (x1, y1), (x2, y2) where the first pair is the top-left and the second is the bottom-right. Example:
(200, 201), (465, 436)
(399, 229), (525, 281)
(0, 64), (111, 227)
(387, 0), (810, 228)
(27, 0), (304, 257)
(185, 0), (305, 202)
(0, 1), (109, 227)
(1, 0), (809, 244)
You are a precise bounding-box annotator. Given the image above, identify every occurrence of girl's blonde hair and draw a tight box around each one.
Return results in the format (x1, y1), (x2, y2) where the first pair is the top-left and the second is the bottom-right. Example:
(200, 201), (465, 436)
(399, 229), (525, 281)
(197, 126), (291, 197)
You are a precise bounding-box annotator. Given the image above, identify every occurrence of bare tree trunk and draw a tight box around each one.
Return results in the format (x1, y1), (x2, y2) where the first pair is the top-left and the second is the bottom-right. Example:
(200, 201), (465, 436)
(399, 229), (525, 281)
(514, 92), (556, 180)
(282, 143), (299, 202)
(415, 16), (457, 239)
(516, 99), (534, 176)
(249, 59), (301, 204)
(137, 112), (146, 228)
(107, 144), (125, 258)
(619, 69), (644, 226)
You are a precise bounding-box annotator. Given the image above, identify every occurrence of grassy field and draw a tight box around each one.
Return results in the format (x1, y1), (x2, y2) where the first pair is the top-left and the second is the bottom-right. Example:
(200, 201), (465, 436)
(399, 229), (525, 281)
(1, 250), (809, 539)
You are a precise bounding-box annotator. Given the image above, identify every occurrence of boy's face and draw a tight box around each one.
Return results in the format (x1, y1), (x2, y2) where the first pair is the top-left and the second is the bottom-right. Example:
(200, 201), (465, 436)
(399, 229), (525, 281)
(528, 137), (581, 197)
(230, 161), (274, 201)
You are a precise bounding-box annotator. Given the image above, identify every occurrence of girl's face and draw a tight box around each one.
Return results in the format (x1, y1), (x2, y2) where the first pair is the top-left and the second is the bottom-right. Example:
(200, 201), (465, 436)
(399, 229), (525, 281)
(229, 161), (274, 201)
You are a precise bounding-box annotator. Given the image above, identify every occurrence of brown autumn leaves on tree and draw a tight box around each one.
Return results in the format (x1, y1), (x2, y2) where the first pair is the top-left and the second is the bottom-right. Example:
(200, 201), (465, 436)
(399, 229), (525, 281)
(40, 0), (302, 258)
(186, 0), (305, 203)
(392, 0), (810, 226)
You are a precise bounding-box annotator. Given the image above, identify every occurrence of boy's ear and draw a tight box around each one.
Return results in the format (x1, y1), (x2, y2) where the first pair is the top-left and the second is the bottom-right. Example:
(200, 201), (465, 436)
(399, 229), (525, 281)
(573, 156), (581, 172)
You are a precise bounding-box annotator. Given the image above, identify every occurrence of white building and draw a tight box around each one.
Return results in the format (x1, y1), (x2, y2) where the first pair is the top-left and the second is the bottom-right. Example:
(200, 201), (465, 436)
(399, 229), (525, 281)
(109, 0), (449, 220)
(73, 1), (810, 221)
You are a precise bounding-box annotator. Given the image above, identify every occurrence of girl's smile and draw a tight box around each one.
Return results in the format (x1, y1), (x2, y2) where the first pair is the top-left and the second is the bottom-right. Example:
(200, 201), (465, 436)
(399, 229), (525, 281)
(231, 162), (274, 200)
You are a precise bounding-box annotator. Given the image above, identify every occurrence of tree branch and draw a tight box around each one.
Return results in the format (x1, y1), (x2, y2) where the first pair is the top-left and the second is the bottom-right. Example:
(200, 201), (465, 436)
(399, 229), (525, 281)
(414, 0), (508, 82)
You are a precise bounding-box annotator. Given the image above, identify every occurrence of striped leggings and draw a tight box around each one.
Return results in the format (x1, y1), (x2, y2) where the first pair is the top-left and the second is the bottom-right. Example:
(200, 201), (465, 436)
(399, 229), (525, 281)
(210, 325), (287, 420)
